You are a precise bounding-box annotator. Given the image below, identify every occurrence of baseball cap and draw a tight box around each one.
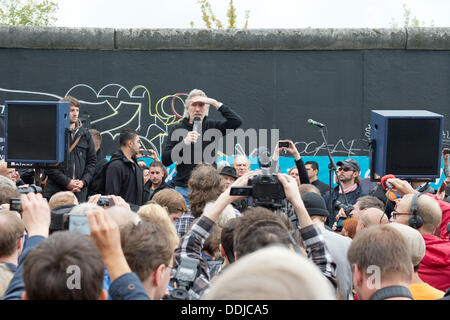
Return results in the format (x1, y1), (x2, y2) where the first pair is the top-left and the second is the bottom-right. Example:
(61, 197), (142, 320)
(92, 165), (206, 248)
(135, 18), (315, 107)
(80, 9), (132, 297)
(336, 159), (360, 173)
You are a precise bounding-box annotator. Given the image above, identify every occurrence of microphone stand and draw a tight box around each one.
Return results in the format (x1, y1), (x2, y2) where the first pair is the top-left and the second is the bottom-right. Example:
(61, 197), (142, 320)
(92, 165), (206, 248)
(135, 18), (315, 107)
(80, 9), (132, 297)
(317, 126), (350, 220)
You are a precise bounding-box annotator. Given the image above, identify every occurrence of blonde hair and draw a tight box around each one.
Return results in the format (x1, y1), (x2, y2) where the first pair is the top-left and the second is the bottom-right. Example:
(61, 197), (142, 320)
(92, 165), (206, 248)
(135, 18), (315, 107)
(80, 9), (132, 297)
(203, 246), (336, 300)
(138, 203), (179, 249)
(48, 191), (78, 211)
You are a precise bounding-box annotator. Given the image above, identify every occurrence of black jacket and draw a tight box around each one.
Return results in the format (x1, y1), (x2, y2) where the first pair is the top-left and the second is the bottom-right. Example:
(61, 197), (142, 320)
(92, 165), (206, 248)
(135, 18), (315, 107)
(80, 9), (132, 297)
(323, 184), (366, 228)
(88, 148), (108, 196)
(162, 104), (242, 187)
(143, 181), (172, 204)
(44, 124), (96, 202)
(105, 149), (144, 206)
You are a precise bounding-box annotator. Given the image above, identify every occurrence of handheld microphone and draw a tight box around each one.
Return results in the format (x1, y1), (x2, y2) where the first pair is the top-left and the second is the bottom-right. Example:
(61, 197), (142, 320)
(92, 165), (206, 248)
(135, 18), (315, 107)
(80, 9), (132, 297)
(381, 174), (396, 190)
(307, 119), (325, 128)
(381, 174), (399, 201)
(192, 117), (202, 134)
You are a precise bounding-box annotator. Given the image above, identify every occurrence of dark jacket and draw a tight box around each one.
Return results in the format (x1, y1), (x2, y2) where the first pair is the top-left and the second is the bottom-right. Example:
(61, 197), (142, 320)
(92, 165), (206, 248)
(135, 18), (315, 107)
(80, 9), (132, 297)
(105, 149), (144, 206)
(323, 184), (366, 228)
(44, 123), (97, 202)
(88, 148), (108, 196)
(294, 158), (310, 185)
(143, 181), (172, 203)
(312, 179), (331, 196)
(3, 235), (45, 300)
(162, 104), (242, 187)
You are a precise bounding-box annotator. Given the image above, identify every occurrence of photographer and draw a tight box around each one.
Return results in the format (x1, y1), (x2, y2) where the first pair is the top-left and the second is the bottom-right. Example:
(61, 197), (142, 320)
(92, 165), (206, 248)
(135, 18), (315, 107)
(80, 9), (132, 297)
(271, 140), (310, 229)
(170, 170), (337, 299)
(323, 158), (367, 228)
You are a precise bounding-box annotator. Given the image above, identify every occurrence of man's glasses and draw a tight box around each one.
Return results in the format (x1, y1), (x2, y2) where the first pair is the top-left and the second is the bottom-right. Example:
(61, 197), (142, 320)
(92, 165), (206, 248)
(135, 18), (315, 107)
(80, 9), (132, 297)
(391, 211), (411, 219)
(337, 167), (352, 172)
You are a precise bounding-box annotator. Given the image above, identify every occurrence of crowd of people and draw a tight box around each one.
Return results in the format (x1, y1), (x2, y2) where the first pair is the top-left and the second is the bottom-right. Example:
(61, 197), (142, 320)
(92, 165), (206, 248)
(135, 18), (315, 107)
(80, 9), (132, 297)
(0, 89), (449, 301)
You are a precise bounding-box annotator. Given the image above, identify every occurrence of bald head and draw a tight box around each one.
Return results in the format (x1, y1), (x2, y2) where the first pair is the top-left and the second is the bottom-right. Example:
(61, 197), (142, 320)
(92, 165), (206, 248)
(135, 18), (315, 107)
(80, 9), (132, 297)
(233, 155), (250, 177)
(397, 194), (442, 234)
(106, 206), (141, 226)
(0, 161), (16, 182)
(356, 208), (388, 233)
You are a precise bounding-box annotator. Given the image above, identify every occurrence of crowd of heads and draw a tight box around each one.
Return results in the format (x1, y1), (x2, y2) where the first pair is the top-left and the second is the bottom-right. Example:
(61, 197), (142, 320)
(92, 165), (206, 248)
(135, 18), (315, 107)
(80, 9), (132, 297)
(0, 98), (449, 301)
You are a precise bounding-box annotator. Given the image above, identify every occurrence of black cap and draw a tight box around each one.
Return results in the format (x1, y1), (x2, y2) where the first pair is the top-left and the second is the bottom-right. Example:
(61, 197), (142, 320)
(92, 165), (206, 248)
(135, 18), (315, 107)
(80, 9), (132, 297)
(336, 158), (360, 172)
(50, 204), (76, 232)
(219, 166), (237, 179)
(301, 192), (329, 217)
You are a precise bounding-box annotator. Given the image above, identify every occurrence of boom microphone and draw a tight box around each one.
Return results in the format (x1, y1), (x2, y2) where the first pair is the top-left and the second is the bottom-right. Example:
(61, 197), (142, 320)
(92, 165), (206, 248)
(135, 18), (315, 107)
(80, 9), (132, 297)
(307, 119), (325, 128)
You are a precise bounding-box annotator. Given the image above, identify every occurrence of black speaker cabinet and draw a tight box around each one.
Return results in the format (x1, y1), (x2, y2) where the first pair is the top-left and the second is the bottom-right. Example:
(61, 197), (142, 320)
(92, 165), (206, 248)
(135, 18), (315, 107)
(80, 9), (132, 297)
(370, 110), (443, 179)
(4, 101), (70, 164)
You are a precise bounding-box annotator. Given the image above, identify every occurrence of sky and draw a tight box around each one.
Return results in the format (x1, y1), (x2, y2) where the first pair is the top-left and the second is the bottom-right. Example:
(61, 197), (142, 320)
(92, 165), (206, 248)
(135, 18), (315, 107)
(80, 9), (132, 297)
(54, 0), (449, 29)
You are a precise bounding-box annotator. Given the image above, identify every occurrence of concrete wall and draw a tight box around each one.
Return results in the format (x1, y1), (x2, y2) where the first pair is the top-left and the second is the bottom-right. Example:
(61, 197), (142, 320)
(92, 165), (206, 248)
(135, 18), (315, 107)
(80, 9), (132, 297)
(0, 27), (449, 184)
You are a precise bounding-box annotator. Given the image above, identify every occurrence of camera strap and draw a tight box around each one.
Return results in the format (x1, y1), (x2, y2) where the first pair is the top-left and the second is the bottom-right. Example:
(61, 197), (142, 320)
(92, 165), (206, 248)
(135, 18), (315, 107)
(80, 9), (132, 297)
(369, 286), (413, 300)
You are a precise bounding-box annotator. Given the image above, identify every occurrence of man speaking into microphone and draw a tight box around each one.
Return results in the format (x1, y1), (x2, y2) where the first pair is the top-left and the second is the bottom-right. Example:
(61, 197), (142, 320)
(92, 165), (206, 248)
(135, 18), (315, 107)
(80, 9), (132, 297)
(162, 89), (242, 204)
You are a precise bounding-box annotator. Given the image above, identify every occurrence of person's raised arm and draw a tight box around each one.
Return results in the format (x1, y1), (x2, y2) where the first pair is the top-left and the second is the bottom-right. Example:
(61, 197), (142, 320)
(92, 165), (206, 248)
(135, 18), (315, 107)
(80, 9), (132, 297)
(203, 171), (257, 222)
(86, 208), (149, 300)
(85, 208), (130, 282)
(277, 173), (312, 228)
(3, 193), (51, 300)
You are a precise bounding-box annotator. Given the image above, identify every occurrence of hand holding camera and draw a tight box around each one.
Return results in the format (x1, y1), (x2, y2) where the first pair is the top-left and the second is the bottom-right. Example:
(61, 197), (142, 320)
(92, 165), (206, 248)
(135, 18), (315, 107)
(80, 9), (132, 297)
(85, 207), (131, 282)
(139, 148), (159, 161)
(20, 192), (51, 238)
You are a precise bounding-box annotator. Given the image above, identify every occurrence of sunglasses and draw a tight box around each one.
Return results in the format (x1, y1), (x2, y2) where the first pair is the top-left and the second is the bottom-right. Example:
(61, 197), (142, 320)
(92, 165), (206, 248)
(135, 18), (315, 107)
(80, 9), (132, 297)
(391, 211), (411, 219)
(337, 167), (353, 172)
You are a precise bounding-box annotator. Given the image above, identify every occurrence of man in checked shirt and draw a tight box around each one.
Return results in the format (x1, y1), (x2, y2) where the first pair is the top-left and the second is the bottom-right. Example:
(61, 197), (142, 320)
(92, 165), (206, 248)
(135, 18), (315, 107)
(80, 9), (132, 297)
(171, 171), (337, 300)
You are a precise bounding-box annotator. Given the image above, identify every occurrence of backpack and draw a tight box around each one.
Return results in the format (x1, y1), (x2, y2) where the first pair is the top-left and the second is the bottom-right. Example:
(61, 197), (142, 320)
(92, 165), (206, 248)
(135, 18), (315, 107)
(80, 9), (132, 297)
(89, 159), (113, 196)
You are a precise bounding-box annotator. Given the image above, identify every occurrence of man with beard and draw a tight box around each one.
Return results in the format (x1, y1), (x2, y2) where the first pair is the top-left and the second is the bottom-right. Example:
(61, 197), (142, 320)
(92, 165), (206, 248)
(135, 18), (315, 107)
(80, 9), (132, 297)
(105, 129), (144, 208)
(323, 158), (367, 228)
(44, 96), (96, 202)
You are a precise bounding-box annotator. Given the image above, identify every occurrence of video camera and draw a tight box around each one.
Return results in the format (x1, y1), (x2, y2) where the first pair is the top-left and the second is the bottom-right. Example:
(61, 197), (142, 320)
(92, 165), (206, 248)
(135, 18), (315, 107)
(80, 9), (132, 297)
(230, 146), (285, 210)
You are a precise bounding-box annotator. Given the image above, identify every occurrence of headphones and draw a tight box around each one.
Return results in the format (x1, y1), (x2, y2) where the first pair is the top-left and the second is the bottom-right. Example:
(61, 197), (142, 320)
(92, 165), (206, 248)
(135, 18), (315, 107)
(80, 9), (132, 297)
(408, 193), (424, 229)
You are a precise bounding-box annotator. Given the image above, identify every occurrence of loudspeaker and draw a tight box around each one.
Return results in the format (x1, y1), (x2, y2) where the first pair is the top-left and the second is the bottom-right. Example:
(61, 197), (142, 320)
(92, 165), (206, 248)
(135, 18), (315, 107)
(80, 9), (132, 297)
(4, 101), (70, 163)
(370, 110), (443, 179)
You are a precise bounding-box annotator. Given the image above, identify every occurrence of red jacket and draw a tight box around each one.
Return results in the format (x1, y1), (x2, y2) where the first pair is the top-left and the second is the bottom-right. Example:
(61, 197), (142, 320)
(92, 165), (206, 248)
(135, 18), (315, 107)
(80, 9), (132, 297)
(418, 195), (450, 292)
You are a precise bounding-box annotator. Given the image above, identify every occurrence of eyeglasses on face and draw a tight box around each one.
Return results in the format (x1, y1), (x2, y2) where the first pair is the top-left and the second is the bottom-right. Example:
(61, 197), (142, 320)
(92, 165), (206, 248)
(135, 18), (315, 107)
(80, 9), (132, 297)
(337, 167), (352, 172)
(391, 211), (411, 219)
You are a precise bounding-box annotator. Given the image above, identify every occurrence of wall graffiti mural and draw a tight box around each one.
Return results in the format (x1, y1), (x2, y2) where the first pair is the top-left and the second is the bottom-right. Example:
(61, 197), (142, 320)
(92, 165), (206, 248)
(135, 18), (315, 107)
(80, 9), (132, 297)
(0, 82), (448, 189)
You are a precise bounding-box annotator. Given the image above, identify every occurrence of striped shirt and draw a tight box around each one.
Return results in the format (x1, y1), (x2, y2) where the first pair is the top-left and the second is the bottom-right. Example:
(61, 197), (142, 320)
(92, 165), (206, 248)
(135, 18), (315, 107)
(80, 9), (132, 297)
(172, 215), (337, 299)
